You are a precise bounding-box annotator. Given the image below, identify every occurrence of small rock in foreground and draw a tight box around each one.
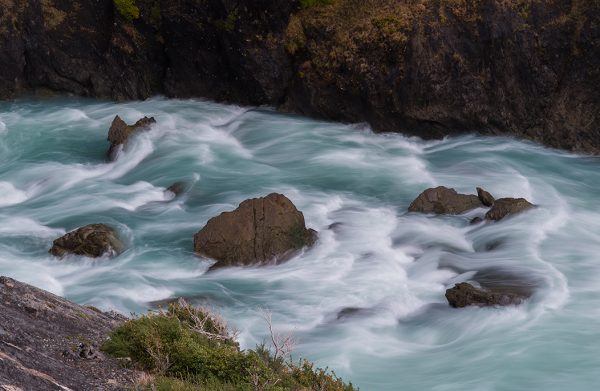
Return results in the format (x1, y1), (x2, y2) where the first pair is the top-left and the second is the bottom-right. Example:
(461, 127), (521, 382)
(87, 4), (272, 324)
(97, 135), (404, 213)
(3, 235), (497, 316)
(50, 224), (123, 258)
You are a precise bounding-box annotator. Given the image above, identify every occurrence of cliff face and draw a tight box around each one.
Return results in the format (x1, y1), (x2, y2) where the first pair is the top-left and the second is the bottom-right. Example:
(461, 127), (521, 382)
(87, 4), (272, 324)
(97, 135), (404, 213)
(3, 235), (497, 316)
(0, 276), (132, 390)
(0, 0), (598, 153)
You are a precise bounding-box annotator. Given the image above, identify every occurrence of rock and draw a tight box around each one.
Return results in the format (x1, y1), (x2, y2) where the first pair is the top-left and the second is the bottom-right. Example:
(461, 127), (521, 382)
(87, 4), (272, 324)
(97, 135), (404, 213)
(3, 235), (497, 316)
(476, 187), (495, 207)
(485, 198), (534, 221)
(194, 193), (317, 269)
(106, 115), (156, 161)
(408, 186), (483, 214)
(470, 216), (483, 225)
(49, 224), (123, 258)
(165, 182), (187, 197)
(445, 282), (525, 308)
(0, 276), (132, 389)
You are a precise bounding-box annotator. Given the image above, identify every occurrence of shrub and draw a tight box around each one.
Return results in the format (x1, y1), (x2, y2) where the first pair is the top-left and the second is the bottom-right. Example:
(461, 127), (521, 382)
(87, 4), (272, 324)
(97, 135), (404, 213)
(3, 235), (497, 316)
(114, 0), (140, 22)
(300, 0), (335, 9)
(102, 299), (357, 390)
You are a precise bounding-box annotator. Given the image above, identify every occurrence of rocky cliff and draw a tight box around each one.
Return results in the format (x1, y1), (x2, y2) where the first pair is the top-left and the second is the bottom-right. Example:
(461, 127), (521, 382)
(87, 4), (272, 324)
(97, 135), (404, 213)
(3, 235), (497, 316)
(1, 0), (598, 152)
(0, 276), (132, 390)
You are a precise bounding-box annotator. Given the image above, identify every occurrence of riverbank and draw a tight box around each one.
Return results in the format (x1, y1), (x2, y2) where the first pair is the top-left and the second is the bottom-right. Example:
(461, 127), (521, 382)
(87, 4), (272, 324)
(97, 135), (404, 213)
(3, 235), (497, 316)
(1, 1), (598, 153)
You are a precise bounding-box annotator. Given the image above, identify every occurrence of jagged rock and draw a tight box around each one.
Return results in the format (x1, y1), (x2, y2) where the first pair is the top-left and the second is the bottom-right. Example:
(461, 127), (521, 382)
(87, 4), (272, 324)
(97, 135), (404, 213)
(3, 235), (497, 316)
(485, 198), (534, 221)
(106, 115), (156, 161)
(0, 276), (132, 389)
(194, 193), (317, 269)
(476, 187), (495, 207)
(49, 224), (123, 258)
(445, 282), (525, 308)
(408, 186), (483, 214)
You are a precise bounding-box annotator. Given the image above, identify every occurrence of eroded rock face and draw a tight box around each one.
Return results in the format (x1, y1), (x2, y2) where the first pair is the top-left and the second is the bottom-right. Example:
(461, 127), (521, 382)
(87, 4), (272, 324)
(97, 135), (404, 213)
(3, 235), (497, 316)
(485, 198), (534, 221)
(445, 282), (525, 308)
(50, 224), (123, 258)
(106, 115), (156, 161)
(194, 193), (317, 269)
(408, 186), (483, 214)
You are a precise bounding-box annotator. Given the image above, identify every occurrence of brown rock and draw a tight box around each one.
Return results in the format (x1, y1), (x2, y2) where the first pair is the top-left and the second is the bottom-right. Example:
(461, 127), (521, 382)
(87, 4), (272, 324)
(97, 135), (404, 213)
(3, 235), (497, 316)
(194, 193), (317, 269)
(485, 198), (534, 221)
(476, 187), (495, 207)
(106, 115), (156, 161)
(50, 224), (123, 258)
(408, 186), (483, 215)
(445, 282), (525, 308)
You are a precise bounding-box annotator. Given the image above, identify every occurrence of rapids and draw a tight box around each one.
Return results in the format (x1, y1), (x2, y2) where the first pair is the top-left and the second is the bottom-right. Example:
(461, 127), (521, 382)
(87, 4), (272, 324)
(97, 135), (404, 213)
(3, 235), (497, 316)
(1, 97), (599, 390)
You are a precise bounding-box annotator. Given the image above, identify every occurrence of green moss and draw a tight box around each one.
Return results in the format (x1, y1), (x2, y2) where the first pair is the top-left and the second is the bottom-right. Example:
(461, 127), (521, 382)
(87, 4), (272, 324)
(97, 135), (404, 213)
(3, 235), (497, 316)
(300, 0), (335, 9)
(114, 0), (140, 22)
(103, 300), (357, 390)
(214, 9), (239, 32)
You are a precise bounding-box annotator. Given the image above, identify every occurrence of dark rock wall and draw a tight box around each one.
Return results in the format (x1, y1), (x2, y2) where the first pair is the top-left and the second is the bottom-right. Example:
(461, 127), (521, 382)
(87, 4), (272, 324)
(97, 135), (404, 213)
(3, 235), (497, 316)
(0, 0), (598, 153)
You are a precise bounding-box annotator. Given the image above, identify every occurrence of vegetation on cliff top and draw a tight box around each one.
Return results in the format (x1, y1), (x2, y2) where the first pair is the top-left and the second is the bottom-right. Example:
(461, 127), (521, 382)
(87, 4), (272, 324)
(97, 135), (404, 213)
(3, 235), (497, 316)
(114, 0), (140, 21)
(102, 299), (357, 390)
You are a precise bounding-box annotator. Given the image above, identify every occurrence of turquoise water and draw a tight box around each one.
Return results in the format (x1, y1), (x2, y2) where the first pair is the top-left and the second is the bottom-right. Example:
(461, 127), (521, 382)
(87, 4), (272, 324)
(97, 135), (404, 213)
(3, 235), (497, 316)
(1, 97), (600, 390)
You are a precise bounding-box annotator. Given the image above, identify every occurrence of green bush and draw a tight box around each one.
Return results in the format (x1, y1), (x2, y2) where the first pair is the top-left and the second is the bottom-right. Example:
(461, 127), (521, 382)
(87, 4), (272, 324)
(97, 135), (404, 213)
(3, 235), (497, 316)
(114, 0), (140, 22)
(102, 299), (357, 390)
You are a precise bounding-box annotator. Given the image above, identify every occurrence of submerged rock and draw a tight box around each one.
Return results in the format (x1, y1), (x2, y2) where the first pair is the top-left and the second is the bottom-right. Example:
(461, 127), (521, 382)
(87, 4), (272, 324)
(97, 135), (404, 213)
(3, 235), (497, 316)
(50, 224), (123, 258)
(445, 282), (526, 308)
(166, 182), (187, 197)
(106, 115), (156, 161)
(476, 187), (495, 207)
(485, 198), (534, 221)
(194, 193), (317, 269)
(408, 186), (482, 214)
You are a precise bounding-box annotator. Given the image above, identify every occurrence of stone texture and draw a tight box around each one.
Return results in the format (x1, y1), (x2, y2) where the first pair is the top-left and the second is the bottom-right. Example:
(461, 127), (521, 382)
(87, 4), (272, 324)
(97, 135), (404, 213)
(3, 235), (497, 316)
(194, 193), (317, 269)
(50, 224), (123, 258)
(445, 282), (525, 308)
(0, 276), (132, 390)
(408, 186), (483, 214)
(485, 198), (535, 221)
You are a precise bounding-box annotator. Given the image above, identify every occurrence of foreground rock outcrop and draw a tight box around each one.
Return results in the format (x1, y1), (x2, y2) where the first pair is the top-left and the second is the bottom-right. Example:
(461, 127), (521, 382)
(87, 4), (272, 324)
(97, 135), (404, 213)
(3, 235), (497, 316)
(408, 186), (483, 214)
(0, 1), (598, 153)
(446, 282), (527, 308)
(106, 115), (156, 161)
(0, 276), (131, 390)
(194, 193), (317, 269)
(50, 224), (123, 258)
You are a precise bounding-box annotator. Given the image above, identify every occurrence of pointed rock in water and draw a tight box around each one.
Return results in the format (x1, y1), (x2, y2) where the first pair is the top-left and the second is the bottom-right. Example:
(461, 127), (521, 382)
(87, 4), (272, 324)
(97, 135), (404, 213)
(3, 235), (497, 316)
(165, 182), (188, 197)
(106, 115), (156, 161)
(476, 187), (495, 207)
(485, 198), (534, 221)
(445, 282), (525, 308)
(408, 186), (483, 214)
(50, 224), (123, 258)
(194, 193), (317, 269)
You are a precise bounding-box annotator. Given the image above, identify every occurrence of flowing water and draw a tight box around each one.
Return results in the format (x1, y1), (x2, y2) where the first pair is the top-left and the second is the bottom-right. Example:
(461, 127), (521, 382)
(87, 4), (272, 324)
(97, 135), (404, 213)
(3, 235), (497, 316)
(1, 97), (600, 390)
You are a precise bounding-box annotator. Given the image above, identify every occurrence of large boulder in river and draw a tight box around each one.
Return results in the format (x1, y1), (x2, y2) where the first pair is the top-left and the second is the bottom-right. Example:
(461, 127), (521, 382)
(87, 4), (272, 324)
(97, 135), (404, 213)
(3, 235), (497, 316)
(106, 115), (156, 161)
(408, 186), (483, 214)
(485, 198), (534, 221)
(50, 224), (123, 258)
(445, 282), (526, 308)
(194, 193), (317, 269)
